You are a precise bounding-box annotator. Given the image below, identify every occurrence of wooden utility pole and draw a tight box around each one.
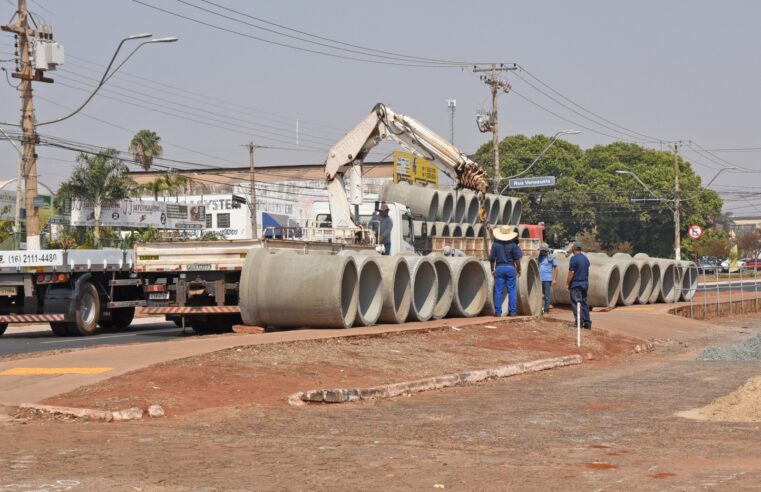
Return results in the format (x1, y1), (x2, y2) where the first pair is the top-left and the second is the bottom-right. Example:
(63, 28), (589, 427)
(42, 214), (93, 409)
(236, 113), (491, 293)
(673, 141), (683, 261)
(473, 63), (516, 193)
(2, 0), (54, 249)
(242, 141), (261, 240)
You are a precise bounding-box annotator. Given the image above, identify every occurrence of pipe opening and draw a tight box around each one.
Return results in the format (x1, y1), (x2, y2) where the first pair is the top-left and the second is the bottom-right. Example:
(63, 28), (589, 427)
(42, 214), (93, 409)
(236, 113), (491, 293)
(357, 261), (383, 325)
(392, 261), (411, 317)
(488, 198), (501, 224)
(637, 264), (653, 303)
(465, 195), (479, 223)
(464, 225), (475, 237)
(426, 194), (439, 222)
(648, 263), (661, 303)
(620, 263), (640, 305)
(607, 266), (621, 307)
(439, 193), (454, 223)
(432, 260), (453, 319)
(661, 264), (676, 302)
(681, 264), (699, 300)
(510, 199), (523, 225)
(450, 224), (463, 237)
(454, 194), (467, 222)
(501, 199), (513, 225)
(456, 262), (487, 315)
(411, 262), (437, 321)
(340, 261), (359, 327)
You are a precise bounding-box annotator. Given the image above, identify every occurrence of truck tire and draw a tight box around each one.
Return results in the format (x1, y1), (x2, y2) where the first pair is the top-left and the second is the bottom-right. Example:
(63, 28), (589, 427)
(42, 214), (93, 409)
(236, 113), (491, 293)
(99, 307), (135, 330)
(0, 322), (7, 336)
(49, 322), (70, 337)
(69, 282), (100, 336)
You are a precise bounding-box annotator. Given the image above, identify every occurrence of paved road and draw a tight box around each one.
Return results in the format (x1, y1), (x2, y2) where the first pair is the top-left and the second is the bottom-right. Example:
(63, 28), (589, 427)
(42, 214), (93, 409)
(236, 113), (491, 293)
(0, 318), (195, 356)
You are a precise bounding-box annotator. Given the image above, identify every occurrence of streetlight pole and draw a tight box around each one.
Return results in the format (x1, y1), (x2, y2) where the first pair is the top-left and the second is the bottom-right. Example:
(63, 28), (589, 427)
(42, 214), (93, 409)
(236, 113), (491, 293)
(499, 130), (580, 194)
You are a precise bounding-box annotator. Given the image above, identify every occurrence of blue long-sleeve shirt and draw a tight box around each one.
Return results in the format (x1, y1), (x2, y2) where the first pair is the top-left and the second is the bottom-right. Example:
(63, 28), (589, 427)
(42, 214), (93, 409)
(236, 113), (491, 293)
(489, 240), (523, 267)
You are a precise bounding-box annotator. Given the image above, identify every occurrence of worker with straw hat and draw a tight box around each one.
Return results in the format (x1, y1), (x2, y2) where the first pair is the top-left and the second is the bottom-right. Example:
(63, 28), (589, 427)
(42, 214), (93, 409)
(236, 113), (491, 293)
(489, 225), (523, 317)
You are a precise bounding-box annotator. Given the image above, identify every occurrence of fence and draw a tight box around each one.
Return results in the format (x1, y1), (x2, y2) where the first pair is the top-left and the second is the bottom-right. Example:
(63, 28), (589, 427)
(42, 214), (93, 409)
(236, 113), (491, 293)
(671, 266), (761, 321)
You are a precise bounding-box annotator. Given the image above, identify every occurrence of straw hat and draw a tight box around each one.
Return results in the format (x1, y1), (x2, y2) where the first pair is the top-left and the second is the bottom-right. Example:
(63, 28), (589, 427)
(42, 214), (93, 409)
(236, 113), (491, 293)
(492, 225), (518, 241)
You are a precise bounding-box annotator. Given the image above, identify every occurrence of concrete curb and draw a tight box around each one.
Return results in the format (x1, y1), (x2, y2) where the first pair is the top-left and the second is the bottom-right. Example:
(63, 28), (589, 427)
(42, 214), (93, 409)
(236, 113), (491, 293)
(288, 354), (582, 406)
(16, 403), (144, 422)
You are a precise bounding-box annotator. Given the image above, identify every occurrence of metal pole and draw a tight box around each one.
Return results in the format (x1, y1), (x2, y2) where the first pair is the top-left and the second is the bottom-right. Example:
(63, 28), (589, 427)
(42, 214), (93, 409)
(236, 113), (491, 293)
(740, 266), (745, 314)
(576, 302), (581, 347)
(715, 267), (720, 318)
(702, 267), (707, 319)
(689, 266), (693, 319)
(728, 268), (732, 317)
(755, 266), (758, 314)
(673, 143), (682, 261)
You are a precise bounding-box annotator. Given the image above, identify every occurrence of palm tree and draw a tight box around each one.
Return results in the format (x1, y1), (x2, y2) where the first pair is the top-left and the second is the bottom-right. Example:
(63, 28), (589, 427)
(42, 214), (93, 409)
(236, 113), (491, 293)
(139, 177), (170, 201)
(57, 149), (135, 247)
(165, 173), (190, 201)
(129, 129), (163, 171)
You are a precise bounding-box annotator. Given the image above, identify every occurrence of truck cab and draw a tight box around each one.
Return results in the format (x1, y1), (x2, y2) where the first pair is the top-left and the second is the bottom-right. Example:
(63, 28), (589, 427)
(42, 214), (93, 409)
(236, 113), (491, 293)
(310, 200), (416, 255)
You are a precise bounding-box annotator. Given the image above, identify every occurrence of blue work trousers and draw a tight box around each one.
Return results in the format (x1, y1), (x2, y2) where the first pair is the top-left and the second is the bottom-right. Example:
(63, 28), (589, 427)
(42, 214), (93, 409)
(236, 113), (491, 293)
(383, 241), (391, 255)
(542, 280), (553, 313)
(494, 264), (517, 316)
(570, 285), (591, 328)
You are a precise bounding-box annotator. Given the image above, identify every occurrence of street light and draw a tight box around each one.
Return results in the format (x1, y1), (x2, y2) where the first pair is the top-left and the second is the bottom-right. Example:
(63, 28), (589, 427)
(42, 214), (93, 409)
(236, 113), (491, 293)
(37, 35), (178, 126)
(499, 129), (581, 194)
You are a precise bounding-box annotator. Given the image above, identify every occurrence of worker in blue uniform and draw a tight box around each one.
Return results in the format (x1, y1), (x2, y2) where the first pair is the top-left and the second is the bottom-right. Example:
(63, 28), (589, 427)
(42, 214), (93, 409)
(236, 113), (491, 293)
(538, 243), (557, 313)
(566, 242), (592, 329)
(489, 225), (522, 317)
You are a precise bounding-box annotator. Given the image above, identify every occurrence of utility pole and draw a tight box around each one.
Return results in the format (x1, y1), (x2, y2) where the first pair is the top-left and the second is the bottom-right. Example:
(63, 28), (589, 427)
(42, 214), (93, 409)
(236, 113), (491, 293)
(242, 141), (262, 240)
(446, 99), (456, 144)
(673, 141), (683, 261)
(473, 63), (517, 193)
(2, 0), (54, 250)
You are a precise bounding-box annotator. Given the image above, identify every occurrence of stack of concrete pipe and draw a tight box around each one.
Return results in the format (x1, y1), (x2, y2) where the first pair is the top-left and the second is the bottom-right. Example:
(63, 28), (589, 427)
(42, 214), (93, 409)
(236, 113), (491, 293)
(549, 251), (698, 310)
(479, 257), (543, 317)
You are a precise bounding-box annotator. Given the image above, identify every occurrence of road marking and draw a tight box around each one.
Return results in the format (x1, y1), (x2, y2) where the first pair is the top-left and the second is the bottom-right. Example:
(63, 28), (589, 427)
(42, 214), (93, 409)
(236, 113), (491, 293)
(0, 367), (113, 375)
(40, 327), (182, 344)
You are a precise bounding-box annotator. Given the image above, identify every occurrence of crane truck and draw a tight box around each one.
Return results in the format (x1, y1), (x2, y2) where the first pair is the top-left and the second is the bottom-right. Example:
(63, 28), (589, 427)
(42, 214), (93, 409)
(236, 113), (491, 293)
(0, 103), (489, 336)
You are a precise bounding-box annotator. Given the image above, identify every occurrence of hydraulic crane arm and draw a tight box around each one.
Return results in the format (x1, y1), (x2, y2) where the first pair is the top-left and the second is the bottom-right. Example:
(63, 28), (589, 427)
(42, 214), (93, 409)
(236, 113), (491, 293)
(324, 103), (489, 229)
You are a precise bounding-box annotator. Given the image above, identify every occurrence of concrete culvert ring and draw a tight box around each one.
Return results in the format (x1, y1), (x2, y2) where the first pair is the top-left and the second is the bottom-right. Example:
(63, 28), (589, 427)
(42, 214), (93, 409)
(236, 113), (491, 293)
(454, 194), (467, 222)
(439, 193), (454, 222)
(441, 224), (451, 237)
(340, 260), (359, 327)
(488, 197), (501, 224)
(510, 199), (523, 225)
(464, 225), (475, 237)
(431, 258), (454, 319)
(449, 260), (487, 317)
(618, 262), (641, 306)
(500, 198), (513, 225)
(637, 263), (654, 304)
(680, 263), (699, 301)
(450, 224), (463, 237)
(659, 263), (677, 303)
(648, 263), (661, 304)
(389, 260), (412, 323)
(356, 260), (383, 326)
(465, 195), (479, 223)
(408, 260), (437, 321)
(517, 258), (542, 316)
(607, 266), (621, 308)
(426, 194), (439, 222)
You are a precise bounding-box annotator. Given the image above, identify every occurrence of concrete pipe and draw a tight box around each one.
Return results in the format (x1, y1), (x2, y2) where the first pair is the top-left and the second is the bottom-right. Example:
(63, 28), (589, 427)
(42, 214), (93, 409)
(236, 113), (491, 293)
(483, 195), (493, 223)
(517, 225), (531, 238)
(678, 261), (699, 301)
(382, 181), (439, 222)
(352, 257), (384, 326)
(450, 224), (464, 237)
(495, 196), (512, 225)
(517, 257), (543, 316)
(430, 221), (448, 237)
(404, 256), (438, 322)
(453, 192), (468, 223)
(460, 190), (480, 223)
(586, 255), (623, 308)
(551, 254), (572, 306)
(429, 253), (455, 319)
(510, 198), (523, 225)
(634, 261), (654, 305)
(446, 257), (488, 318)
(463, 224), (475, 237)
(472, 223), (489, 239)
(436, 189), (454, 223)
(485, 193), (500, 224)
(480, 261), (496, 316)
(647, 261), (661, 304)
(373, 255), (413, 323)
(239, 249), (359, 328)
(440, 223), (452, 237)
(655, 260), (679, 303)
(616, 260), (641, 306)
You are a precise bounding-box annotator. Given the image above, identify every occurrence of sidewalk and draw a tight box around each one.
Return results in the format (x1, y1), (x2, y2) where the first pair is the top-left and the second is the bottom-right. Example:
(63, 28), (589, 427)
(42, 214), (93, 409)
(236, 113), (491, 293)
(0, 315), (518, 406)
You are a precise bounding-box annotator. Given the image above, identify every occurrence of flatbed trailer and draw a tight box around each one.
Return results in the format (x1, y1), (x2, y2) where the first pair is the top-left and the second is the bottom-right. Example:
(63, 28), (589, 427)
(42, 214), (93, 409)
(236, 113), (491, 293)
(0, 249), (139, 336)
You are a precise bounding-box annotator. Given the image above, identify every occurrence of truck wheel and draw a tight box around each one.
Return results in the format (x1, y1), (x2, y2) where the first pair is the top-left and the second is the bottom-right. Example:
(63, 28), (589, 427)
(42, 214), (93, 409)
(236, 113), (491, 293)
(50, 322), (70, 337)
(0, 322), (7, 336)
(100, 307), (135, 330)
(70, 282), (100, 336)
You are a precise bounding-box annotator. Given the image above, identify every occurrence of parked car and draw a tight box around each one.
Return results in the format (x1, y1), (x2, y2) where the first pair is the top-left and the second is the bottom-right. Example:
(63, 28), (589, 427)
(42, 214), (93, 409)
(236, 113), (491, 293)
(720, 258), (748, 273)
(745, 258), (761, 271)
(697, 257), (721, 275)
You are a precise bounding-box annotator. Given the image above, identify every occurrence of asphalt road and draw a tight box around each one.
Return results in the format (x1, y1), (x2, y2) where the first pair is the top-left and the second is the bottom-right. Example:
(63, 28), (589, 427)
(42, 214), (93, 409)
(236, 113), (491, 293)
(0, 318), (199, 356)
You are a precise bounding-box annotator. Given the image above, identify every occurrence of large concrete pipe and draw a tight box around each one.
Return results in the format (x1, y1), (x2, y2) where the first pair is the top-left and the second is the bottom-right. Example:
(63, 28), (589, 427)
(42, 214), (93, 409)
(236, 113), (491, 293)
(430, 221), (448, 237)
(648, 261), (661, 304)
(428, 253), (455, 319)
(655, 259), (679, 303)
(517, 225), (531, 238)
(460, 190), (480, 223)
(453, 192), (467, 222)
(382, 181), (439, 221)
(463, 224), (475, 237)
(510, 198), (522, 225)
(436, 189), (454, 223)
(617, 253), (654, 305)
(483, 195), (493, 223)
(373, 255), (412, 323)
(585, 255), (623, 308)
(472, 223), (489, 239)
(486, 193), (501, 224)
(517, 257), (543, 316)
(450, 224), (464, 237)
(404, 256), (438, 322)
(551, 254), (572, 306)
(617, 260), (641, 306)
(239, 249), (359, 328)
(480, 261), (496, 316)
(446, 257), (488, 317)
(678, 261), (699, 301)
(496, 196), (512, 225)
(352, 256), (383, 326)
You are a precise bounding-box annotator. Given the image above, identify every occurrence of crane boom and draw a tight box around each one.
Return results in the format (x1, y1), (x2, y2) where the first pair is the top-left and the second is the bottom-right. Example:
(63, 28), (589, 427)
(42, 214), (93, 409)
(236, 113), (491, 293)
(324, 103), (489, 229)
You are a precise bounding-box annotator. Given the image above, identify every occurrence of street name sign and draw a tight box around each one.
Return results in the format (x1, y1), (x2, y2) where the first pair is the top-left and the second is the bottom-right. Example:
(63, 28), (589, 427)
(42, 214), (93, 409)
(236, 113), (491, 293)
(508, 176), (556, 189)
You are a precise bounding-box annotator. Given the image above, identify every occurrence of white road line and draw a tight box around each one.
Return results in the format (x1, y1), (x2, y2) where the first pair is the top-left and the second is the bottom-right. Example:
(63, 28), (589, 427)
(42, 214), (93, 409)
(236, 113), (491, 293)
(41, 328), (183, 344)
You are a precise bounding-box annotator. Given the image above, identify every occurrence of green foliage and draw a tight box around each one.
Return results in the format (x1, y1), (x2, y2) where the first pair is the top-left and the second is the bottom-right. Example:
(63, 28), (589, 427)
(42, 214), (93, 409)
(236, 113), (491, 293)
(57, 149), (136, 248)
(138, 173), (190, 201)
(129, 129), (163, 172)
(473, 136), (723, 257)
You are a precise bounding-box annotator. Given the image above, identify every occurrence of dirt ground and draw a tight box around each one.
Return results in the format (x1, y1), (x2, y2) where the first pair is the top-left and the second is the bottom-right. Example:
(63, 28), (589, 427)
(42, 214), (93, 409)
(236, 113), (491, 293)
(42, 319), (640, 415)
(3, 316), (761, 490)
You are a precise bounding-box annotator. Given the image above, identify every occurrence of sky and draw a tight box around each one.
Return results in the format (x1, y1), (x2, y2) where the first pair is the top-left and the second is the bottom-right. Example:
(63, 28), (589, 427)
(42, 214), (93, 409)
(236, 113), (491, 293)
(0, 0), (759, 214)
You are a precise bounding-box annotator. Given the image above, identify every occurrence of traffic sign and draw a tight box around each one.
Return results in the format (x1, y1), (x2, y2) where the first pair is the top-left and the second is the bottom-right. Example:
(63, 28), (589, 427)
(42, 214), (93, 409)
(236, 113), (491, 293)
(508, 176), (556, 189)
(688, 224), (703, 240)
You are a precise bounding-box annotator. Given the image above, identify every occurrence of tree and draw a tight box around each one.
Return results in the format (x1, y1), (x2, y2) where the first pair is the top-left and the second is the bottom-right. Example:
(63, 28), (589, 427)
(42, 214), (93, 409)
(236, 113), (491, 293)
(57, 149), (135, 247)
(737, 231), (761, 258)
(139, 177), (169, 201)
(129, 129), (163, 171)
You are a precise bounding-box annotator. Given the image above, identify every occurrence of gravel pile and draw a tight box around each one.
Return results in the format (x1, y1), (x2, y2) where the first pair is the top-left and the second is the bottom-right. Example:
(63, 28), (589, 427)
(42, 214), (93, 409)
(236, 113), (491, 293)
(697, 333), (761, 361)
